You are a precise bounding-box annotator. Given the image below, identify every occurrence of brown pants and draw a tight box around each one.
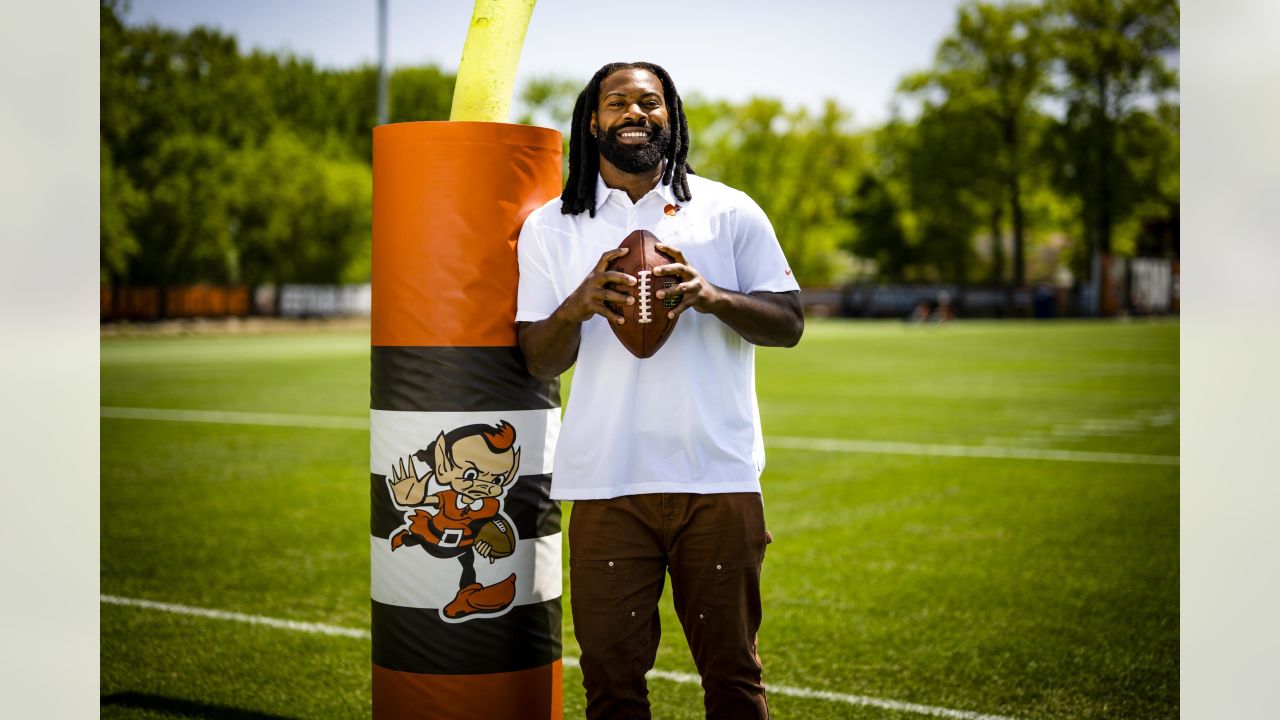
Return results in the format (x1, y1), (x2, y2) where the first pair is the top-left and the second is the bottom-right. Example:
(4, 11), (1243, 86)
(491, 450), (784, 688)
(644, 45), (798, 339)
(568, 493), (770, 720)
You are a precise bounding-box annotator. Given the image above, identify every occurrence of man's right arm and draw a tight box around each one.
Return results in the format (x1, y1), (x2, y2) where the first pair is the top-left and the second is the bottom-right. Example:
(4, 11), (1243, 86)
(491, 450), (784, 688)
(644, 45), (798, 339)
(517, 315), (582, 382)
(517, 247), (636, 382)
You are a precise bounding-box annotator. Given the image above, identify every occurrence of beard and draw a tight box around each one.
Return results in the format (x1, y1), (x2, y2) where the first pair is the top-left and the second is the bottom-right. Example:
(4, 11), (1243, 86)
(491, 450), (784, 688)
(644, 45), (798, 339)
(595, 122), (671, 173)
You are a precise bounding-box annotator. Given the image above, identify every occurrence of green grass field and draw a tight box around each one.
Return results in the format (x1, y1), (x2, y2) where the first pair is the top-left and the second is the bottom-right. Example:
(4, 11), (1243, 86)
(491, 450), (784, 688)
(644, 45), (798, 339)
(101, 319), (1178, 719)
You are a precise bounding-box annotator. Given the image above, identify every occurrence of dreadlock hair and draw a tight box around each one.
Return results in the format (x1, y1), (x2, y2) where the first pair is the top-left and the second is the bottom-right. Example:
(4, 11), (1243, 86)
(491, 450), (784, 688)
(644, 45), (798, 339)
(561, 61), (694, 217)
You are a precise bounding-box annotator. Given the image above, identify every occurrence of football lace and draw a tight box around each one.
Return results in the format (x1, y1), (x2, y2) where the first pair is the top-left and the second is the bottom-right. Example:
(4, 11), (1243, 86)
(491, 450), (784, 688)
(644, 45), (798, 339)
(636, 271), (653, 324)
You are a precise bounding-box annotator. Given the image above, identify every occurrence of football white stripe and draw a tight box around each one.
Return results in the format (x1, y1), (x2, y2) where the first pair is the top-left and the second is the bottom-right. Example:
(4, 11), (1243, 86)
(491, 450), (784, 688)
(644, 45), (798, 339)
(370, 532), (562, 609)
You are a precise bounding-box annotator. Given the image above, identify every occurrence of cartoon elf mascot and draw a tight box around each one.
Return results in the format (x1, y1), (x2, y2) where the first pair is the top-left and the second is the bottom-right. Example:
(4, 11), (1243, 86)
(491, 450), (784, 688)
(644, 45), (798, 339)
(386, 420), (521, 620)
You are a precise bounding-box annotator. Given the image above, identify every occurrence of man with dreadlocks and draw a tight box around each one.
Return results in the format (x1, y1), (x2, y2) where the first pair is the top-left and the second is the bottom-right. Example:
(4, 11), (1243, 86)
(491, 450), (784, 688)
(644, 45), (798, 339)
(516, 61), (803, 719)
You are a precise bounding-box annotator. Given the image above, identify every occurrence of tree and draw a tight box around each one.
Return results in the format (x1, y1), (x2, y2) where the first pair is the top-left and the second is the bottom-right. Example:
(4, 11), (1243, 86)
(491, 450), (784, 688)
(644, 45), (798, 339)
(100, 1), (397, 295)
(900, 104), (998, 284)
(133, 133), (238, 295)
(516, 75), (579, 134)
(1125, 102), (1179, 259)
(1044, 0), (1179, 305)
(100, 142), (143, 286)
(104, 19), (272, 177)
(847, 171), (913, 282)
(389, 65), (456, 123)
(229, 131), (372, 285)
(516, 75), (579, 178)
(900, 0), (1050, 287)
(694, 99), (867, 285)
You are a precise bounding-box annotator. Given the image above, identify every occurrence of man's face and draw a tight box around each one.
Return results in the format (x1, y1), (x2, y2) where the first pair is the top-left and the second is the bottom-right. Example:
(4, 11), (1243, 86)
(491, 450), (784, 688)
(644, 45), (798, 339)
(591, 68), (671, 174)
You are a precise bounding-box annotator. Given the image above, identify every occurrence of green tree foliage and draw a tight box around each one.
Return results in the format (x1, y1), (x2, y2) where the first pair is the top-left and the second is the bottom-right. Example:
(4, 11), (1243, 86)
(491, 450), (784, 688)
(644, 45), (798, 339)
(516, 76), (581, 179)
(100, 0), (1177, 301)
(1044, 0), (1179, 266)
(1123, 102), (1179, 258)
(232, 58), (454, 162)
(849, 114), (989, 284)
(875, 0), (1177, 294)
(230, 131), (372, 285)
(517, 76), (579, 135)
(847, 171), (913, 282)
(100, 143), (143, 284)
(103, 20), (272, 176)
(134, 133), (238, 288)
(899, 0), (1050, 287)
(244, 54), (373, 157)
(901, 105), (998, 284)
(389, 66), (456, 123)
(100, 0), (453, 291)
(692, 99), (868, 285)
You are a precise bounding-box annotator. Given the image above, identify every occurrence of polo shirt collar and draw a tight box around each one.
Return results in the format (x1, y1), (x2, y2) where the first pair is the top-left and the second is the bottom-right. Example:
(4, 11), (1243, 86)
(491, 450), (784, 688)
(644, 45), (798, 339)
(594, 171), (677, 211)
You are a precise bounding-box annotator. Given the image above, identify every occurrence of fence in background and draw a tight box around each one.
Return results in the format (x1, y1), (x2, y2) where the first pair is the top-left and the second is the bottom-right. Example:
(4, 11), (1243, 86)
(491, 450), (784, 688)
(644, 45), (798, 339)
(101, 284), (372, 321)
(276, 284), (372, 317)
(102, 260), (1177, 322)
(837, 284), (1042, 319)
(100, 285), (251, 321)
(832, 256), (1178, 319)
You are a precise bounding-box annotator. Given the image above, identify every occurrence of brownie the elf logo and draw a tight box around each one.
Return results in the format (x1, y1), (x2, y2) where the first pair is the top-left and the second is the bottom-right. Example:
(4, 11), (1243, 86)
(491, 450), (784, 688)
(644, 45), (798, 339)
(386, 420), (522, 623)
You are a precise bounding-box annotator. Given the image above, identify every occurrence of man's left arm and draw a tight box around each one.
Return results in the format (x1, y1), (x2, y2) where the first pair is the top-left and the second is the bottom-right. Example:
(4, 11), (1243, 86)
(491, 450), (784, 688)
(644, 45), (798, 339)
(653, 243), (803, 348)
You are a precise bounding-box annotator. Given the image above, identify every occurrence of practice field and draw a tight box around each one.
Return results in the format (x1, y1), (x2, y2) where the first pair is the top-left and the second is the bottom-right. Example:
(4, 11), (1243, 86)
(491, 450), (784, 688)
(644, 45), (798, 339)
(101, 319), (1178, 719)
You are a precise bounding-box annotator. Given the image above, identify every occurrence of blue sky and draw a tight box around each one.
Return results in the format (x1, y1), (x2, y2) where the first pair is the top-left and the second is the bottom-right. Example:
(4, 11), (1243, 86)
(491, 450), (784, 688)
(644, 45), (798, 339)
(124, 0), (968, 127)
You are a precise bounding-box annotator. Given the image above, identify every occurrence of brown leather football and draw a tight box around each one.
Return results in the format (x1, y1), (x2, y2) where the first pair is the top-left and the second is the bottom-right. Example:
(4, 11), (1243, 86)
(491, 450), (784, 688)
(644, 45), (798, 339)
(605, 230), (682, 359)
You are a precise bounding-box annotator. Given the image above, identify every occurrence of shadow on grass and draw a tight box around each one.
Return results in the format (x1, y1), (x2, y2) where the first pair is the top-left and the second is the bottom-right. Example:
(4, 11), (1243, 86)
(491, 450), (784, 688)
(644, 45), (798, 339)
(101, 692), (301, 719)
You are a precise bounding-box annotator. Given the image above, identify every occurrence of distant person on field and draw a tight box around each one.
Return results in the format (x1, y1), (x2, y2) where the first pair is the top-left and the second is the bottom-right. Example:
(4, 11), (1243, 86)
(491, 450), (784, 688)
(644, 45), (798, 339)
(910, 298), (932, 323)
(932, 289), (955, 323)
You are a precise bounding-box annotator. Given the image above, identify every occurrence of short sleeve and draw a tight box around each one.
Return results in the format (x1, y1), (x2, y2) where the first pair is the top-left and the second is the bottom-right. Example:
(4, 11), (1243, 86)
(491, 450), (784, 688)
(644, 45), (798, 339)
(516, 215), (559, 323)
(731, 193), (801, 294)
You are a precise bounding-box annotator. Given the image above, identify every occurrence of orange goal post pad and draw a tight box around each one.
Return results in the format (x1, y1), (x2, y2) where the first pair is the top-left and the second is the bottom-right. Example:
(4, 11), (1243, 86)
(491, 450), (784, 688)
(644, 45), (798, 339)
(372, 121), (563, 348)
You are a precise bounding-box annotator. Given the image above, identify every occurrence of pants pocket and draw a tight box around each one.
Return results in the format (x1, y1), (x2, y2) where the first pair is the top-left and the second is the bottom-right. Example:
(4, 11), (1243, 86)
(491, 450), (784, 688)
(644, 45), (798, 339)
(569, 559), (619, 612)
(694, 558), (762, 623)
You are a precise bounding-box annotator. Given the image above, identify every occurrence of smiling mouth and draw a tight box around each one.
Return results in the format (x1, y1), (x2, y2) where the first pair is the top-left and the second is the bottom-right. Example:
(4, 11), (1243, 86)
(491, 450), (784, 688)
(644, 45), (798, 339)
(616, 127), (651, 141)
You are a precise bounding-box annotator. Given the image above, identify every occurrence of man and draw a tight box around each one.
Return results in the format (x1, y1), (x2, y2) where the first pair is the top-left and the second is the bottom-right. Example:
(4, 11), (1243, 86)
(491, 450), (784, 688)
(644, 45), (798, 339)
(516, 62), (803, 719)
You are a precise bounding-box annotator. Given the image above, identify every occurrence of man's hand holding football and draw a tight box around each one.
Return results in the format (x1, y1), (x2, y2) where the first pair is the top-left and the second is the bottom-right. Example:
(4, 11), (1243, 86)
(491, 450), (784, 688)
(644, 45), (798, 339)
(653, 243), (721, 320)
(654, 242), (803, 346)
(558, 247), (637, 326)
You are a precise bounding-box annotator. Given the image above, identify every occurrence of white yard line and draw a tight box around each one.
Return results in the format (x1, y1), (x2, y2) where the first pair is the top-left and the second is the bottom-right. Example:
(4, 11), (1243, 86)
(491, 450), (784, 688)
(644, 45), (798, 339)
(100, 406), (368, 430)
(102, 594), (1026, 720)
(100, 594), (368, 639)
(765, 435), (1178, 467)
(101, 405), (1177, 467)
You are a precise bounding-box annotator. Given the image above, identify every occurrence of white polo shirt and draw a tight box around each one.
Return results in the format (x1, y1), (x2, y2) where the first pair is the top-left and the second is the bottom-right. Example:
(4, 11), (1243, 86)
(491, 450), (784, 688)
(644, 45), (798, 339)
(516, 173), (799, 500)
